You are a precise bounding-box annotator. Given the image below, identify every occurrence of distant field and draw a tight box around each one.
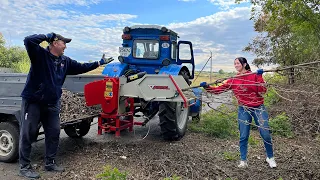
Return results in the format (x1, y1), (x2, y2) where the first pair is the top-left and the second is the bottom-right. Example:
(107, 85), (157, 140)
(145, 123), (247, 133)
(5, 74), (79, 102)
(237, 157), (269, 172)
(85, 66), (105, 75)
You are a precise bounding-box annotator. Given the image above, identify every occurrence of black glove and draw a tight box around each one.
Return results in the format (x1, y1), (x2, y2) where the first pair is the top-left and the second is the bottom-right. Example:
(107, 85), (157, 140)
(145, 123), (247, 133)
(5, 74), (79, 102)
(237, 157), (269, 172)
(46, 32), (56, 43)
(99, 54), (114, 65)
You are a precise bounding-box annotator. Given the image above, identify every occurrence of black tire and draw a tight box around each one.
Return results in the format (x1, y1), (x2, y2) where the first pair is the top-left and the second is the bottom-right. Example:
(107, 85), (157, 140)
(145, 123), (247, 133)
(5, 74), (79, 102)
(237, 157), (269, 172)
(0, 122), (19, 163)
(64, 120), (91, 138)
(179, 69), (191, 85)
(158, 102), (189, 141)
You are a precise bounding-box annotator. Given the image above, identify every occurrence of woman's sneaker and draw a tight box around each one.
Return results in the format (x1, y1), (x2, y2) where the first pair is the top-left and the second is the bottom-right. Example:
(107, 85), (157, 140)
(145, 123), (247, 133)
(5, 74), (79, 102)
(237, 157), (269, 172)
(238, 160), (248, 168)
(266, 157), (277, 168)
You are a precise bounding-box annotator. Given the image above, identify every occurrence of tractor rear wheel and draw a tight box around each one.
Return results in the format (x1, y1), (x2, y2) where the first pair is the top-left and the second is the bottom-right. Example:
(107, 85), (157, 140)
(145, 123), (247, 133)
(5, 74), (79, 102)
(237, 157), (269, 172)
(158, 102), (189, 141)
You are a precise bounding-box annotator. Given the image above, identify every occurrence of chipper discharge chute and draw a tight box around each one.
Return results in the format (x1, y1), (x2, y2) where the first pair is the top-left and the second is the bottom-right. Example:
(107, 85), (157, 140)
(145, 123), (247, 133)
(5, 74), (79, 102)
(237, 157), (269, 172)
(84, 73), (196, 140)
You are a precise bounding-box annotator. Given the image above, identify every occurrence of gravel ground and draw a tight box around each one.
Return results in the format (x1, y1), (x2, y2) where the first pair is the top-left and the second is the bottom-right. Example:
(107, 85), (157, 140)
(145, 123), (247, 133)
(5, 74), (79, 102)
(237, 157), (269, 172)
(1, 93), (319, 180)
(1, 119), (320, 180)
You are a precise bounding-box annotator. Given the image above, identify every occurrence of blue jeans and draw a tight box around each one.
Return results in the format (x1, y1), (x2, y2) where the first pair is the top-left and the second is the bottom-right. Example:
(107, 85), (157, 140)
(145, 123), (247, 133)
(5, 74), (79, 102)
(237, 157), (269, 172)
(238, 105), (274, 160)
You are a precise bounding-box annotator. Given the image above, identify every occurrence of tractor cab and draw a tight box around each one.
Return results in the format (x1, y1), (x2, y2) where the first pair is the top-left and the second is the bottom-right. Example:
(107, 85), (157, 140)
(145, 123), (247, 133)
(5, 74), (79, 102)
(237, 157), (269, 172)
(102, 25), (195, 80)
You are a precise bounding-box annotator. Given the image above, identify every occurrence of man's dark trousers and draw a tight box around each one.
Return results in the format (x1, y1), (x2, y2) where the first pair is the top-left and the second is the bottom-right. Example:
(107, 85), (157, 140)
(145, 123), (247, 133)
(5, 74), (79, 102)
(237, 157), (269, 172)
(19, 98), (61, 167)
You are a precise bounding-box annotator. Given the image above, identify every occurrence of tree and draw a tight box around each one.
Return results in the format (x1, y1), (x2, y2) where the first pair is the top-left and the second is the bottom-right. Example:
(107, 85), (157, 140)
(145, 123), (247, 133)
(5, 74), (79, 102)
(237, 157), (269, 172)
(0, 34), (30, 72)
(218, 69), (225, 74)
(237, 0), (320, 83)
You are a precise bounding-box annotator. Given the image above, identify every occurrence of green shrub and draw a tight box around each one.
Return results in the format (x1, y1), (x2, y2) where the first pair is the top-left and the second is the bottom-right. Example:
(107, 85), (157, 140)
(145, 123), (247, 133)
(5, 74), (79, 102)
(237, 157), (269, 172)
(264, 87), (280, 108)
(163, 175), (181, 180)
(189, 105), (238, 139)
(96, 165), (127, 180)
(263, 73), (286, 108)
(269, 112), (294, 138)
(12, 56), (30, 73)
(248, 136), (259, 146)
(223, 151), (239, 161)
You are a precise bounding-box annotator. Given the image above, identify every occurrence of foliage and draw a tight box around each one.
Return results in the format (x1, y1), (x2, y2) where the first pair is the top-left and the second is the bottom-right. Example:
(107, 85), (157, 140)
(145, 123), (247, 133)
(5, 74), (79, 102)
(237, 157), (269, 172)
(12, 55), (30, 73)
(0, 34), (30, 72)
(248, 135), (259, 146)
(263, 87), (280, 108)
(236, 0), (320, 83)
(96, 165), (127, 180)
(223, 151), (239, 161)
(269, 112), (294, 138)
(263, 73), (286, 107)
(189, 105), (238, 138)
(163, 175), (181, 180)
(218, 69), (225, 74)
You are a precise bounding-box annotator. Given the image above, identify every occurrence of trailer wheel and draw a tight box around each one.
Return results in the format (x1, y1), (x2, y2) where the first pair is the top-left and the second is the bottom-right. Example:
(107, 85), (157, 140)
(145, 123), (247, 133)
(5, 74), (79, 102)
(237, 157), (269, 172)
(64, 120), (91, 138)
(159, 102), (189, 141)
(0, 122), (19, 162)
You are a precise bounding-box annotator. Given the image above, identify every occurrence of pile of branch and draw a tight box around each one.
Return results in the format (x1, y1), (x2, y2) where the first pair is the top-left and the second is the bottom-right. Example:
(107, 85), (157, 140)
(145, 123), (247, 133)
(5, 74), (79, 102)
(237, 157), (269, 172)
(60, 89), (101, 123)
(271, 77), (320, 137)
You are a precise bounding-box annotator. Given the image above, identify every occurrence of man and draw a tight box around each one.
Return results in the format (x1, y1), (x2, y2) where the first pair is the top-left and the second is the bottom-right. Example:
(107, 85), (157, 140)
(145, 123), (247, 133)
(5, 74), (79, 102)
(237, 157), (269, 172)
(18, 32), (113, 179)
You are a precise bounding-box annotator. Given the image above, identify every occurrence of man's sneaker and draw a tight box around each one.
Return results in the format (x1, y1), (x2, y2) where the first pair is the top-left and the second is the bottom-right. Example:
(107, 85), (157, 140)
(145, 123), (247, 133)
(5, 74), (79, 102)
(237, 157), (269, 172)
(45, 162), (65, 172)
(266, 157), (277, 168)
(238, 160), (248, 168)
(19, 164), (40, 179)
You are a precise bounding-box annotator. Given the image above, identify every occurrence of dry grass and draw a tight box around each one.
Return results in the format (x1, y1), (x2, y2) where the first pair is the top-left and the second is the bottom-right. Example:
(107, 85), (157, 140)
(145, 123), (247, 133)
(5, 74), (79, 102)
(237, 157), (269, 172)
(191, 75), (216, 86)
(85, 66), (105, 75)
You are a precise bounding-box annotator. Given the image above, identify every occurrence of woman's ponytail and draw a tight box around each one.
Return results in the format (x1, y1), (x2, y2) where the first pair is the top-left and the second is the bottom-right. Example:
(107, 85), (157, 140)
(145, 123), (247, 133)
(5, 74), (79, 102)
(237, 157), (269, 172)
(245, 63), (251, 71)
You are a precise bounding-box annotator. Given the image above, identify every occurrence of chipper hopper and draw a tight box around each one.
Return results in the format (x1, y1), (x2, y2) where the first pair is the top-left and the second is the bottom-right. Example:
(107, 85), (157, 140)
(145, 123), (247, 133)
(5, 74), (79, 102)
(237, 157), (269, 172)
(84, 73), (197, 140)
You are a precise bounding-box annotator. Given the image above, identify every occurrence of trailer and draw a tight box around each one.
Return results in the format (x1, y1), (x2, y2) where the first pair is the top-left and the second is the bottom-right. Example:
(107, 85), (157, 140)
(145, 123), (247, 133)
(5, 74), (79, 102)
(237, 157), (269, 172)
(0, 73), (105, 162)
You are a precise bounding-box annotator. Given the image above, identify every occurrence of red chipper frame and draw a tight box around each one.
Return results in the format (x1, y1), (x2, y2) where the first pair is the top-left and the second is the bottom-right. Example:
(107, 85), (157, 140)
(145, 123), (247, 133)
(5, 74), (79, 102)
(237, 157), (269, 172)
(84, 77), (143, 137)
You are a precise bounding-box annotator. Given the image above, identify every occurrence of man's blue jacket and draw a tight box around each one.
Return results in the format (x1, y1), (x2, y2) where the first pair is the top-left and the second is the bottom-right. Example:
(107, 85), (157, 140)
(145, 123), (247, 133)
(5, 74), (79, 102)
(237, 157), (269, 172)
(21, 34), (99, 104)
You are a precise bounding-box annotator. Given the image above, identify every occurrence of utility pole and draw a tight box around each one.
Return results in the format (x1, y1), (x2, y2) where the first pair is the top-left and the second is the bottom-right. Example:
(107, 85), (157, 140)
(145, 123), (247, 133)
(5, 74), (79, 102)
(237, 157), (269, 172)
(210, 51), (212, 83)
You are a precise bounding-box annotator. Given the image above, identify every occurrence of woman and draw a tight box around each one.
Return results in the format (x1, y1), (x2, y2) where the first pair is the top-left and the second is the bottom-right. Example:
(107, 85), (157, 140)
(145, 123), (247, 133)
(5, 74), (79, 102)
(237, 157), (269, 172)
(200, 57), (277, 168)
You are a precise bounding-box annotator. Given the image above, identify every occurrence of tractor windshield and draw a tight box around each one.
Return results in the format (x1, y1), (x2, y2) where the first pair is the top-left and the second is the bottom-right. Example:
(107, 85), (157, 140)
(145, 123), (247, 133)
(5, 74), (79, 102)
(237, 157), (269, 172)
(133, 39), (159, 59)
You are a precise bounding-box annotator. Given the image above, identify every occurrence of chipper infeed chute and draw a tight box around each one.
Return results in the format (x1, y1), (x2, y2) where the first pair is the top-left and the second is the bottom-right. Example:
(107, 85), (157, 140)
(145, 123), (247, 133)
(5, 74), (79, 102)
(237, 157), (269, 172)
(119, 74), (195, 106)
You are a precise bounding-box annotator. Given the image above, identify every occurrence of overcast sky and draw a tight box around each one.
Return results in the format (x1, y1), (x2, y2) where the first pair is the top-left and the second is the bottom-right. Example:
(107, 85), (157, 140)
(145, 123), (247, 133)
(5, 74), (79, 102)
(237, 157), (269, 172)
(0, 0), (259, 72)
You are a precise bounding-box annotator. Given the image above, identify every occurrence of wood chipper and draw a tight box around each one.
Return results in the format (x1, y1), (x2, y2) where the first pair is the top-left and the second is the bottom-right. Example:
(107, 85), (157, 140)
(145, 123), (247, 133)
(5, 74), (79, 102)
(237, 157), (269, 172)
(84, 73), (197, 140)
(86, 25), (203, 141)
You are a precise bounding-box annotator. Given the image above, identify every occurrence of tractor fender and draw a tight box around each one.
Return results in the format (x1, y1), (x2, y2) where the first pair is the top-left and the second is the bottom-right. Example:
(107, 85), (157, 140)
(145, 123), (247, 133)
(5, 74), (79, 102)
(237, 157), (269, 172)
(158, 64), (190, 76)
(101, 62), (128, 77)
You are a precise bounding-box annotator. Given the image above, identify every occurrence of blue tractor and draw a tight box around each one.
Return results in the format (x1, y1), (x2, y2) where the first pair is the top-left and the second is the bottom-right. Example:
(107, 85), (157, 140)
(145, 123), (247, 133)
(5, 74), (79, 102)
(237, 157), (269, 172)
(102, 25), (202, 140)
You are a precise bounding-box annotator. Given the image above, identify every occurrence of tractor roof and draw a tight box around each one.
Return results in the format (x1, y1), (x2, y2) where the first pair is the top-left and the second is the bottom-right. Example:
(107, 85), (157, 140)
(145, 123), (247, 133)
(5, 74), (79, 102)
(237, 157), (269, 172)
(127, 25), (178, 36)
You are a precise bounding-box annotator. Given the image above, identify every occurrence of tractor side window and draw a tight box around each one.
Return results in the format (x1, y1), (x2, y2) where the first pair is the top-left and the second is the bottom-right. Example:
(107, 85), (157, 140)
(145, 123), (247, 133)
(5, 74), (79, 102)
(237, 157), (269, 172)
(178, 43), (192, 60)
(133, 40), (159, 59)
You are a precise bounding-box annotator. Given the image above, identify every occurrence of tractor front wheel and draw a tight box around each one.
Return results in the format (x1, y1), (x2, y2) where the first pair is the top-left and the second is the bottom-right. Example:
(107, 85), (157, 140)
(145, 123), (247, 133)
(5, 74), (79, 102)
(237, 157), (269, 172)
(158, 102), (189, 141)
